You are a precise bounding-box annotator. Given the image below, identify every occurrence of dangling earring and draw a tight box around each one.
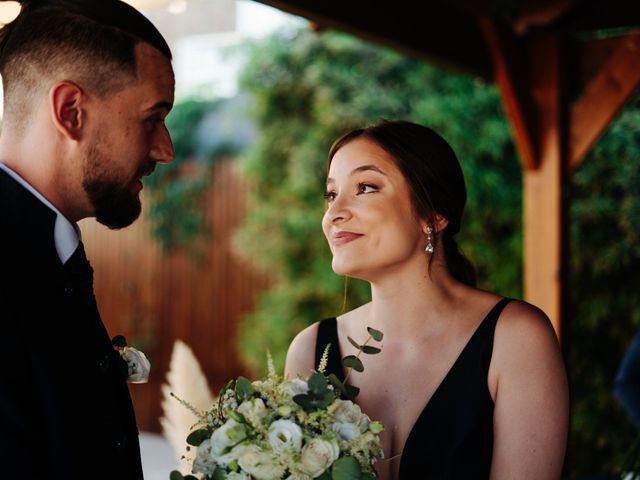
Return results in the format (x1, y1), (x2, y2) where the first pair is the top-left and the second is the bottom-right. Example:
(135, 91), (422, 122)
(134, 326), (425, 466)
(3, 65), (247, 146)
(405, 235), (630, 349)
(425, 226), (434, 253)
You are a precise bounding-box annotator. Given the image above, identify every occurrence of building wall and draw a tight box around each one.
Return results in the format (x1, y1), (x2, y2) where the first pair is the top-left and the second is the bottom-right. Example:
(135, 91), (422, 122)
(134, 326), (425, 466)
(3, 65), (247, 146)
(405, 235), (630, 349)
(80, 159), (269, 432)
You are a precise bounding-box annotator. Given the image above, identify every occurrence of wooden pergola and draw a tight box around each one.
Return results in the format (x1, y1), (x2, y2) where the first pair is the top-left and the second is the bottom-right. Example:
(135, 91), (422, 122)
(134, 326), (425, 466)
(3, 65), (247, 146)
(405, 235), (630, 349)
(253, 0), (640, 339)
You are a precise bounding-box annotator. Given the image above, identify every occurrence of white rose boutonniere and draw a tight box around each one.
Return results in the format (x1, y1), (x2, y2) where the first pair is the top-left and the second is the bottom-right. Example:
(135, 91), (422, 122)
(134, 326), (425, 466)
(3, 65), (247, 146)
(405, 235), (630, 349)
(112, 335), (151, 383)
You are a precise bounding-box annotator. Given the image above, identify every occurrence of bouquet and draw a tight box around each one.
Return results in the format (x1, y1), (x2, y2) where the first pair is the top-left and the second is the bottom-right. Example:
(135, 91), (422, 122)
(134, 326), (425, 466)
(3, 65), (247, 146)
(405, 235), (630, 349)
(170, 327), (385, 480)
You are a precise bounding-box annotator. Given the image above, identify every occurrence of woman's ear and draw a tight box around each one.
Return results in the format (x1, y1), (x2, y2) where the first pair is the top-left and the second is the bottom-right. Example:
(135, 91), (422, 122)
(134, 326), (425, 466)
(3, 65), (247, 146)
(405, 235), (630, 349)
(434, 214), (449, 233)
(49, 81), (85, 141)
(421, 214), (449, 234)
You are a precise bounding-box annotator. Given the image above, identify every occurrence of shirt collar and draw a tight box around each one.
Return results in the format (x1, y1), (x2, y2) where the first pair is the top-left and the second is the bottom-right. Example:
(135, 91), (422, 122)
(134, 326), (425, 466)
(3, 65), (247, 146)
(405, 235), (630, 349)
(0, 163), (80, 264)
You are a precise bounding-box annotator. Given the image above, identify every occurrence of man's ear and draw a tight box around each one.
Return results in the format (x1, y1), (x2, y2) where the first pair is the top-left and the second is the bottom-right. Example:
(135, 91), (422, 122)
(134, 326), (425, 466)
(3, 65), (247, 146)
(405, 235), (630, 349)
(49, 81), (85, 141)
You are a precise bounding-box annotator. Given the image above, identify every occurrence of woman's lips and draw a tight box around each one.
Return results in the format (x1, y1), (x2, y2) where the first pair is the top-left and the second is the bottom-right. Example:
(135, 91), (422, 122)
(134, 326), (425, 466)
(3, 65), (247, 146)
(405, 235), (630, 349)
(332, 231), (364, 246)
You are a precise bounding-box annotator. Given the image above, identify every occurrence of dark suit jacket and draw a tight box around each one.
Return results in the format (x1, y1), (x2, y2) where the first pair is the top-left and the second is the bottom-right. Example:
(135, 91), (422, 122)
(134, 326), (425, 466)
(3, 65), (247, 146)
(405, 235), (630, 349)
(0, 169), (143, 479)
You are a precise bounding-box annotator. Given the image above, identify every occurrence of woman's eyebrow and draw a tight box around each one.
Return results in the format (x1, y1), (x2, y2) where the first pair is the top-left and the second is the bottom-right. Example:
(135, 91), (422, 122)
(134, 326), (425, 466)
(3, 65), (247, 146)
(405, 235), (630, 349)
(326, 164), (387, 185)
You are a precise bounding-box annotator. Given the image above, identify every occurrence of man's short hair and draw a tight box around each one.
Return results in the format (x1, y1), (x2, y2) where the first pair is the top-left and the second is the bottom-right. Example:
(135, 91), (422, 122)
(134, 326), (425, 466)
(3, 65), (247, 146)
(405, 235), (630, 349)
(0, 0), (172, 130)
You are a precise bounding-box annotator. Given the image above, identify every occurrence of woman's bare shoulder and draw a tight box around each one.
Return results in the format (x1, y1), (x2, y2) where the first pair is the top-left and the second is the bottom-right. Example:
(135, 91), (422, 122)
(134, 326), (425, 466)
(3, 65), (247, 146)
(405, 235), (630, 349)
(285, 321), (321, 379)
(496, 299), (559, 344)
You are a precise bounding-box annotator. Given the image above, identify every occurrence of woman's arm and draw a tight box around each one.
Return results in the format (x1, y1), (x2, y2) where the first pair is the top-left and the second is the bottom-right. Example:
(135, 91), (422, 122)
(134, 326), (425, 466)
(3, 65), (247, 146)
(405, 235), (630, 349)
(284, 322), (320, 379)
(490, 301), (569, 479)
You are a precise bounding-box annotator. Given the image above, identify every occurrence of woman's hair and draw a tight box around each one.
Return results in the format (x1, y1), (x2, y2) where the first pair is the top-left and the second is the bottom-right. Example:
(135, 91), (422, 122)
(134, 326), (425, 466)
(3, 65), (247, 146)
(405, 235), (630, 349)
(328, 120), (477, 287)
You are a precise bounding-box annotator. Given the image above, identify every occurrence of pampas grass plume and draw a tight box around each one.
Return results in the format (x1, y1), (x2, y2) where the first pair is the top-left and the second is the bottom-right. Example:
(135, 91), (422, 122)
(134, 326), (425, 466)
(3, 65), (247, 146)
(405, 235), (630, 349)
(160, 339), (214, 473)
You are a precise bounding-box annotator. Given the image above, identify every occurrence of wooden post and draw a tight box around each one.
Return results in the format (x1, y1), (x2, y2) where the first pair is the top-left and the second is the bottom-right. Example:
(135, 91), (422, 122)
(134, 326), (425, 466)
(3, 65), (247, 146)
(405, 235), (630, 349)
(523, 35), (565, 338)
(481, 20), (565, 338)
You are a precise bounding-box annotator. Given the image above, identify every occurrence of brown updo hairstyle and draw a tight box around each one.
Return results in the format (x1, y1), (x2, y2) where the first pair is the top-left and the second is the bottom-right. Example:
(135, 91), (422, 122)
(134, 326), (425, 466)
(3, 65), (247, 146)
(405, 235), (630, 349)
(328, 120), (476, 287)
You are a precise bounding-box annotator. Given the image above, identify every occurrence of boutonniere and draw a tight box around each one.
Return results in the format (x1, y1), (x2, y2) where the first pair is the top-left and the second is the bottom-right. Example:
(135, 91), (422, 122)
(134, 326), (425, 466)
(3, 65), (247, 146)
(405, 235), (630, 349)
(112, 335), (151, 384)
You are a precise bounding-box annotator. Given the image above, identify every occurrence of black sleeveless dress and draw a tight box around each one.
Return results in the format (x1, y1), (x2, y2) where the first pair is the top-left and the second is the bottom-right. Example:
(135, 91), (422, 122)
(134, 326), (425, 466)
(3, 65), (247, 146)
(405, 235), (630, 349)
(314, 298), (512, 480)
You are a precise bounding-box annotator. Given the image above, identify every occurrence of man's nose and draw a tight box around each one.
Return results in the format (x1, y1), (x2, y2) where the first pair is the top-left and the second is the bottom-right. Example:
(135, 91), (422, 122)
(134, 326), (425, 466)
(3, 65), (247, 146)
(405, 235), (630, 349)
(150, 123), (174, 163)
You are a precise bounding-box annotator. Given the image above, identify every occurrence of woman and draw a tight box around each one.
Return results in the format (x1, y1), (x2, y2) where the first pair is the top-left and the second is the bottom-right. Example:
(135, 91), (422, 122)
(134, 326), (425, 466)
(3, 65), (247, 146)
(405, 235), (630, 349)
(285, 121), (569, 479)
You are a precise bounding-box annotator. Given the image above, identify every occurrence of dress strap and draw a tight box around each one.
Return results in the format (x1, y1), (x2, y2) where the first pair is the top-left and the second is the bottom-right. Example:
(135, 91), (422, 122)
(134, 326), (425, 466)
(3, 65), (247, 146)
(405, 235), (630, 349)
(315, 318), (345, 382)
(479, 297), (513, 371)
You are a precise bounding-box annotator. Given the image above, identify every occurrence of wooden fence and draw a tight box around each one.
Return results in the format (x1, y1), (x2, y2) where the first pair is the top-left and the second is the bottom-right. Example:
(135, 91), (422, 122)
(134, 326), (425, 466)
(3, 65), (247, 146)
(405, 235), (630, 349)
(79, 159), (270, 432)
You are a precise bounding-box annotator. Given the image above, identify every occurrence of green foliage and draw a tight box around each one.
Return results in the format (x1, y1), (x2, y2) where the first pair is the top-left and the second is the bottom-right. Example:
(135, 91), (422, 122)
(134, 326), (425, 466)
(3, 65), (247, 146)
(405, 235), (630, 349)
(566, 94), (640, 475)
(234, 28), (521, 374)
(145, 97), (249, 252)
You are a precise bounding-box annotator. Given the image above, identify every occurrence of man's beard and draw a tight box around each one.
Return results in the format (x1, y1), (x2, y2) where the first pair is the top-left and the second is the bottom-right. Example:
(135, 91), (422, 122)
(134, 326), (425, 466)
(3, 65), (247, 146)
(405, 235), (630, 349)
(82, 145), (143, 229)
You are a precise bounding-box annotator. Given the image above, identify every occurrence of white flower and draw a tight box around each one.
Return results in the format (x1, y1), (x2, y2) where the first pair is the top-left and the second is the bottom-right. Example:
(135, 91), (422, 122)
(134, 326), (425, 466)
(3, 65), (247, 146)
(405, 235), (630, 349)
(210, 419), (247, 466)
(237, 397), (268, 429)
(331, 422), (362, 441)
(330, 400), (370, 432)
(119, 346), (150, 383)
(285, 378), (309, 397)
(192, 439), (216, 476)
(299, 438), (339, 478)
(268, 419), (303, 453)
(238, 444), (285, 479)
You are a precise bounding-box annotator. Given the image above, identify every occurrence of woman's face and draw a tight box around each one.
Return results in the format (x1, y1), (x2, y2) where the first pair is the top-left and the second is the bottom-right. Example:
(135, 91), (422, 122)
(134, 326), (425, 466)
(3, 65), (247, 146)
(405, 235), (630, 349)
(322, 138), (426, 281)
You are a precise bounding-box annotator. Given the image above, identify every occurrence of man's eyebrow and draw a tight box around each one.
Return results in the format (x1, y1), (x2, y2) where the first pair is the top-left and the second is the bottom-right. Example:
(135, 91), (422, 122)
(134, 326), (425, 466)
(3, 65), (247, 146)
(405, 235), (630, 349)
(146, 101), (173, 113)
(326, 164), (387, 185)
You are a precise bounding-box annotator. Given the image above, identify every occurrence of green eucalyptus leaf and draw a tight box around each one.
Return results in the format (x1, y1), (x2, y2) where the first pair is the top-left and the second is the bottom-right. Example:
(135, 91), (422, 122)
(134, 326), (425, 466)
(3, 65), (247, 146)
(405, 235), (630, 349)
(184, 476), (199, 480)
(344, 384), (360, 400)
(343, 355), (364, 372)
(332, 456), (362, 480)
(361, 473), (376, 480)
(169, 471), (184, 480)
(308, 372), (330, 395)
(367, 327), (384, 341)
(317, 471), (332, 480)
(235, 376), (253, 401)
(293, 393), (313, 410)
(186, 428), (210, 447)
(327, 373), (347, 395)
(361, 346), (381, 355)
(347, 336), (362, 350)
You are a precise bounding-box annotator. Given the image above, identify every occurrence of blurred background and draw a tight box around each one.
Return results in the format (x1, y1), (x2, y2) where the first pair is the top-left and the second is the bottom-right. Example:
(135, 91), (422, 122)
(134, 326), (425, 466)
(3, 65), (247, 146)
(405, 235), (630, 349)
(1, 0), (638, 478)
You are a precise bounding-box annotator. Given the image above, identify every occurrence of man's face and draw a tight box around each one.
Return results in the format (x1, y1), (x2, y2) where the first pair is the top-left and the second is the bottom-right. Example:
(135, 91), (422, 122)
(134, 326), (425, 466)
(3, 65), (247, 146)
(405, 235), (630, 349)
(82, 42), (175, 229)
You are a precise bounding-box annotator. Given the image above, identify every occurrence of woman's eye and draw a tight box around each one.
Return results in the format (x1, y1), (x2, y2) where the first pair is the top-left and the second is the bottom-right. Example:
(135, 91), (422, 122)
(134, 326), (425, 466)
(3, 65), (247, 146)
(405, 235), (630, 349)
(357, 183), (378, 194)
(323, 191), (337, 202)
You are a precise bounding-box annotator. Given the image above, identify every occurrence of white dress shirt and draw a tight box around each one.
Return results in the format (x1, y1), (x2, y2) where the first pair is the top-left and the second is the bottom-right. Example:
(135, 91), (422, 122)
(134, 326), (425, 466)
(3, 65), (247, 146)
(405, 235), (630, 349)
(0, 162), (80, 264)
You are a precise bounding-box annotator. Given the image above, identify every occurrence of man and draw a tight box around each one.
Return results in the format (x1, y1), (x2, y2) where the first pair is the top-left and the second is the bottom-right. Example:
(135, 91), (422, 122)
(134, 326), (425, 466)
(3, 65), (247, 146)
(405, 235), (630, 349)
(0, 1), (174, 478)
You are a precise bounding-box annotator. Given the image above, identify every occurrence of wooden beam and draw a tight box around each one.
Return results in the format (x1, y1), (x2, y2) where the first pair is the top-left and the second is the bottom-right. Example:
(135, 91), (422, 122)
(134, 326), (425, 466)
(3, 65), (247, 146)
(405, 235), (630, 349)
(479, 16), (539, 170)
(252, 0), (493, 78)
(569, 33), (640, 170)
(523, 34), (565, 339)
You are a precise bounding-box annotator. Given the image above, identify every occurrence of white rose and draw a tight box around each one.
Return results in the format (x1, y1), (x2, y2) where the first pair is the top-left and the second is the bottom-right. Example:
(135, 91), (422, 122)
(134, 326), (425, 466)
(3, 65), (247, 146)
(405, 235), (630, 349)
(192, 439), (216, 476)
(285, 378), (309, 397)
(268, 419), (303, 453)
(237, 397), (268, 429)
(210, 419), (247, 466)
(330, 422), (362, 441)
(238, 444), (285, 479)
(299, 438), (339, 478)
(119, 346), (151, 383)
(330, 400), (370, 433)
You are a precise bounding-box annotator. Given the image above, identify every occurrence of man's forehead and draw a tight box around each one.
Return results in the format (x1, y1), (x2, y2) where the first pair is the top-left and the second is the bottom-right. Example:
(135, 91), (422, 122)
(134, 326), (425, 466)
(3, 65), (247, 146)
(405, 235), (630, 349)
(133, 42), (175, 106)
